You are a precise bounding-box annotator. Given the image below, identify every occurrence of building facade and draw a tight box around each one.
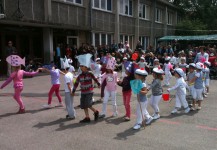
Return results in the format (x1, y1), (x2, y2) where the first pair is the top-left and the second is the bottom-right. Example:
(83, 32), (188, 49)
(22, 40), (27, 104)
(0, 0), (179, 74)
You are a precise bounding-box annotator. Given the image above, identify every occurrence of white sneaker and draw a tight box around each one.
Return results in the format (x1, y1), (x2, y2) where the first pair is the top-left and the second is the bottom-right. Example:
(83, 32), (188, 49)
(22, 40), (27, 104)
(112, 112), (118, 117)
(171, 108), (180, 114)
(184, 107), (190, 113)
(55, 103), (64, 107)
(146, 117), (153, 125)
(153, 114), (160, 120)
(42, 104), (52, 109)
(133, 124), (141, 130)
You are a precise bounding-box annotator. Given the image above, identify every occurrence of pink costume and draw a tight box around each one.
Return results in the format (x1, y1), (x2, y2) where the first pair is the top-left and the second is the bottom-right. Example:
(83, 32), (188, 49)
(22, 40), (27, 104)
(1, 70), (38, 110)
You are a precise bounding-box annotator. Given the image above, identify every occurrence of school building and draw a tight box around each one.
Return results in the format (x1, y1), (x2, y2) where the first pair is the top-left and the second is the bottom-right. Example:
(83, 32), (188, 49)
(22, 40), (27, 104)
(0, 0), (179, 74)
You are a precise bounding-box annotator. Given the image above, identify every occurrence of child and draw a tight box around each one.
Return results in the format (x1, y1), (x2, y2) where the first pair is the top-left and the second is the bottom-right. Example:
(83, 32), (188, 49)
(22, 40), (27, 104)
(153, 59), (161, 68)
(0, 55), (41, 113)
(138, 57), (148, 69)
(178, 57), (188, 80)
(163, 57), (173, 87)
(133, 69), (153, 130)
(203, 61), (210, 96)
(72, 54), (100, 123)
(186, 63), (196, 99)
(121, 57), (127, 78)
(64, 67), (76, 119)
(93, 58), (102, 85)
(189, 62), (205, 110)
(147, 67), (164, 120)
(42, 64), (65, 109)
(99, 57), (118, 118)
(99, 62), (107, 102)
(167, 68), (190, 114)
(117, 61), (134, 121)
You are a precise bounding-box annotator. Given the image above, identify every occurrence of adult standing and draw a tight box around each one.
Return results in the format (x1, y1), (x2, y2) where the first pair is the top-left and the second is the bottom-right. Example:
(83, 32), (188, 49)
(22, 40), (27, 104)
(6, 41), (18, 76)
(194, 46), (209, 63)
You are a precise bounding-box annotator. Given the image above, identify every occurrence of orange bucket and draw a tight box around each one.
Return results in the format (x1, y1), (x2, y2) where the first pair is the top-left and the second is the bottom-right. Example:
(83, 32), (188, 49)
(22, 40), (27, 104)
(162, 94), (170, 101)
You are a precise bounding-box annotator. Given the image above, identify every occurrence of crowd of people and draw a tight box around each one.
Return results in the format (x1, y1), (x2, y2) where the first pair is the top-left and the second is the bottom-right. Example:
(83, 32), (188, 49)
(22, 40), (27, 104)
(1, 40), (216, 130)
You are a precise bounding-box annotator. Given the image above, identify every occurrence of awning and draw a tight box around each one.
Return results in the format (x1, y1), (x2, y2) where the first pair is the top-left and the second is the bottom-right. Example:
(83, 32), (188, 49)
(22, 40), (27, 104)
(159, 34), (217, 41)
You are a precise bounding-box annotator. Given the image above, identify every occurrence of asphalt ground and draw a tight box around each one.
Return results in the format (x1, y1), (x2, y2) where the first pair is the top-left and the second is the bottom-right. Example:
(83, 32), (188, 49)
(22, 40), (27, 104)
(0, 73), (216, 150)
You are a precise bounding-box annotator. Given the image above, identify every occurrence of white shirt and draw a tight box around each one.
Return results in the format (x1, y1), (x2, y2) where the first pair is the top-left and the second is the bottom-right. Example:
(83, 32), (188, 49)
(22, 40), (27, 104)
(69, 65), (75, 73)
(168, 77), (188, 95)
(64, 72), (73, 92)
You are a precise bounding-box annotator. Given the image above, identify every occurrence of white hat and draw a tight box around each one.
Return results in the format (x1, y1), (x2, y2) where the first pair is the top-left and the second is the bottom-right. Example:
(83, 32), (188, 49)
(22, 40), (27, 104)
(165, 57), (171, 61)
(204, 61), (211, 66)
(154, 59), (159, 62)
(140, 57), (145, 60)
(135, 68), (148, 76)
(76, 54), (92, 68)
(195, 62), (204, 70)
(106, 57), (116, 70)
(123, 57), (127, 60)
(153, 67), (164, 74)
(174, 68), (184, 77)
(189, 63), (196, 68)
(95, 58), (100, 61)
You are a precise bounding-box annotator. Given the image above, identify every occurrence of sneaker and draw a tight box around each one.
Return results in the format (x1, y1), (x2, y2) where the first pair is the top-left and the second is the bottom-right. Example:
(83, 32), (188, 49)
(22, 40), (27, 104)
(171, 108), (180, 114)
(42, 104), (52, 109)
(124, 117), (130, 121)
(112, 112), (118, 117)
(66, 115), (75, 120)
(99, 114), (106, 118)
(190, 107), (196, 111)
(203, 94), (207, 98)
(133, 124), (141, 130)
(94, 111), (99, 121)
(55, 102), (64, 107)
(184, 107), (190, 113)
(16, 108), (25, 114)
(197, 106), (202, 110)
(146, 117), (153, 125)
(152, 113), (156, 117)
(153, 114), (160, 120)
(79, 117), (91, 123)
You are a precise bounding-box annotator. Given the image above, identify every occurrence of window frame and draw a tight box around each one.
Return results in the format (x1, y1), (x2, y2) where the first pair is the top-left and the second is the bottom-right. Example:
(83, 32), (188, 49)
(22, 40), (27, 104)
(167, 12), (173, 25)
(120, 0), (133, 16)
(155, 8), (162, 23)
(139, 3), (150, 20)
(65, 0), (83, 5)
(92, 33), (113, 47)
(92, 0), (112, 12)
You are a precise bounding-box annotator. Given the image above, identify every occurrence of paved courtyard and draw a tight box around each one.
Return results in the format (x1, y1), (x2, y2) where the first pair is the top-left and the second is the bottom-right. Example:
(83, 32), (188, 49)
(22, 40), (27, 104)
(0, 73), (217, 150)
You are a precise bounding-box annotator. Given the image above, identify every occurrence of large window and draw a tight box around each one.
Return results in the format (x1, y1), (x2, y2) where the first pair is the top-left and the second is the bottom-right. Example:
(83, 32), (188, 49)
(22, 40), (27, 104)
(139, 4), (150, 20)
(120, 35), (134, 49)
(155, 8), (162, 23)
(92, 33), (113, 47)
(167, 12), (173, 25)
(120, 0), (133, 16)
(93, 0), (112, 11)
(139, 36), (150, 51)
(65, 0), (82, 4)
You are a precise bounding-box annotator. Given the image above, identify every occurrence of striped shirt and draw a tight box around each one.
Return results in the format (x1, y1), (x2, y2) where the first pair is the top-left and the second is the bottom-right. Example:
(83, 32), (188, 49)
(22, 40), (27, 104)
(73, 71), (100, 94)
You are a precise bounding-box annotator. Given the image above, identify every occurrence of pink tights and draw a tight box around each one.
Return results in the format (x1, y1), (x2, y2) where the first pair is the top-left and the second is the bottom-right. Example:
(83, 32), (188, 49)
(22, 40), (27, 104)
(48, 84), (62, 104)
(14, 87), (24, 109)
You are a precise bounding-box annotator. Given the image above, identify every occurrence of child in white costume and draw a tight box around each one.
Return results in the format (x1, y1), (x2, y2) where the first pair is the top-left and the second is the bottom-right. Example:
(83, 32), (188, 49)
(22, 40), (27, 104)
(178, 57), (188, 80)
(93, 58), (102, 84)
(186, 63), (196, 98)
(138, 57), (148, 69)
(203, 61), (211, 96)
(163, 57), (173, 86)
(133, 69), (153, 130)
(167, 68), (190, 114)
(147, 67), (164, 120)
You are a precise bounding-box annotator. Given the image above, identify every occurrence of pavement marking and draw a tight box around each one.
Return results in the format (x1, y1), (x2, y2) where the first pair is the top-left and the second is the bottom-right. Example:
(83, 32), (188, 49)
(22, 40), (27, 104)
(196, 125), (217, 131)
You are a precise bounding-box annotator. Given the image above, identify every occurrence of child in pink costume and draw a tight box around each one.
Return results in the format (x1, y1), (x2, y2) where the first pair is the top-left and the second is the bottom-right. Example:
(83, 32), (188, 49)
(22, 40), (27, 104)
(0, 65), (41, 113)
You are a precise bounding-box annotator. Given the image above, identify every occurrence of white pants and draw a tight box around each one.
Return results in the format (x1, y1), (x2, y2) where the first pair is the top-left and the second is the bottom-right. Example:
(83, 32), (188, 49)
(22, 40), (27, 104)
(192, 88), (203, 101)
(101, 89), (117, 115)
(205, 79), (210, 87)
(136, 100), (151, 124)
(149, 95), (162, 113)
(188, 85), (195, 96)
(164, 72), (172, 86)
(175, 93), (188, 109)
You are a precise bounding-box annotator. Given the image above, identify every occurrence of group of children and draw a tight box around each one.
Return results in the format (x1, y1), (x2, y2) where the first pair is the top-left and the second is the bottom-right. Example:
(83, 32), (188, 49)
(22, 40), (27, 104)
(0, 53), (211, 130)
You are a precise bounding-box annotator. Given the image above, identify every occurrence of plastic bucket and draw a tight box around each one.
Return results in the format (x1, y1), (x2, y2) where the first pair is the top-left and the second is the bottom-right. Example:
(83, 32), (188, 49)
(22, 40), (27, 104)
(162, 93), (170, 101)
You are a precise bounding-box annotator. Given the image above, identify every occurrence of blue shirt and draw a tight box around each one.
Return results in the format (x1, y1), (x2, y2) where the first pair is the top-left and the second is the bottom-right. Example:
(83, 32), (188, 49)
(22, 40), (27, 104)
(56, 47), (61, 57)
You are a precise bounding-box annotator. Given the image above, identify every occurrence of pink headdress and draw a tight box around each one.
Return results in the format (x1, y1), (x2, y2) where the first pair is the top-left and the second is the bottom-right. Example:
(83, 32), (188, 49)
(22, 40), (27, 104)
(106, 57), (116, 70)
(6, 55), (25, 66)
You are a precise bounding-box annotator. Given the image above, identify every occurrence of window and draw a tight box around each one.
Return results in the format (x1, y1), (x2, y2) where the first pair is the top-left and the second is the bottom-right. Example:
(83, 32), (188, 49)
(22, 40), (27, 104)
(65, 0), (82, 4)
(92, 33), (113, 47)
(167, 12), (173, 25)
(120, 0), (133, 16)
(139, 4), (150, 20)
(139, 36), (150, 51)
(0, 0), (4, 14)
(93, 0), (112, 11)
(155, 8), (162, 23)
(120, 35), (134, 49)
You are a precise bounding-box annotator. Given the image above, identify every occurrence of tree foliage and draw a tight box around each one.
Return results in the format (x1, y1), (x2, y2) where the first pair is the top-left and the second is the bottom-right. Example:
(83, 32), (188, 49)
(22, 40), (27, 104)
(170, 0), (217, 34)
